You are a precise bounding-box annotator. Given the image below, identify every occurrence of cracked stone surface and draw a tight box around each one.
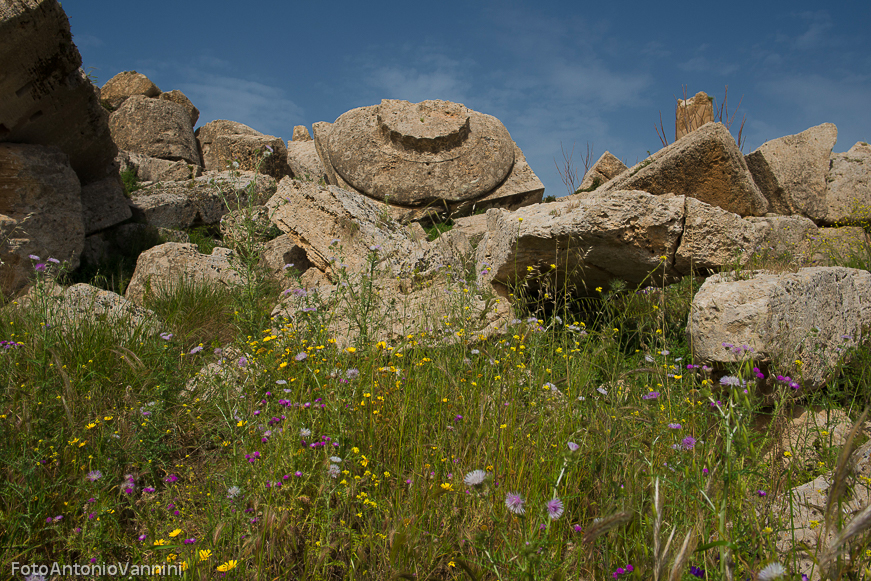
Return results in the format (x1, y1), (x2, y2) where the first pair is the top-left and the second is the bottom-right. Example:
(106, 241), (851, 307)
(320, 99), (518, 206)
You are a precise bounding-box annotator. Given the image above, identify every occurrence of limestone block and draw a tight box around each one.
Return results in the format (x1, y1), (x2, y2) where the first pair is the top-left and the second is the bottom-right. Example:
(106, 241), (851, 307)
(100, 71), (161, 109)
(286, 140), (327, 183)
(195, 120), (288, 178)
(689, 267), (871, 390)
(130, 171), (276, 229)
(0, 1), (118, 183)
(158, 90), (199, 126)
(0, 143), (83, 296)
(745, 123), (838, 222)
(675, 91), (714, 141)
(578, 151), (627, 191)
(109, 95), (200, 165)
(476, 191), (685, 295)
(324, 99), (516, 206)
(125, 242), (242, 306)
(80, 174), (133, 234)
(266, 178), (445, 280)
(825, 141), (871, 225)
(591, 123), (768, 216)
(292, 125), (312, 142)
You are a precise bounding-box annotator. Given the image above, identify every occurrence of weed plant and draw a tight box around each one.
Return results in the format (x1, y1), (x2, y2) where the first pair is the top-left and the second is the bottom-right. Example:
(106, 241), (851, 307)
(2, 208), (871, 580)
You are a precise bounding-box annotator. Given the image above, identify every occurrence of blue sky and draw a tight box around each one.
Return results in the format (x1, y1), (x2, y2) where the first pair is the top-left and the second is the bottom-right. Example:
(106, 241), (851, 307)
(64, 0), (871, 198)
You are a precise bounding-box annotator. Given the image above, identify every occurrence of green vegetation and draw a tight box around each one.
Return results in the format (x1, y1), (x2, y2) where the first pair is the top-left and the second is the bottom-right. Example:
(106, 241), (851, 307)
(3, 180), (871, 579)
(425, 219), (454, 241)
(120, 167), (141, 198)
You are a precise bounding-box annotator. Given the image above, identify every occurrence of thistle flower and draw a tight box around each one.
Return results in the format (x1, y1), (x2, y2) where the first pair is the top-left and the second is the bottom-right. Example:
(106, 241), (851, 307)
(86, 470), (103, 482)
(757, 562), (786, 580)
(641, 391), (660, 400)
(505, 492), (525, 515)
(546, 497), (564, 520)
(464, 469), (487, 487)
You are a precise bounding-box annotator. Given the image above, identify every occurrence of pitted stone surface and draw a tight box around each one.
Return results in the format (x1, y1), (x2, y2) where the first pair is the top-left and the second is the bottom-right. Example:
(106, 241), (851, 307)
(325, 99), (515, 205)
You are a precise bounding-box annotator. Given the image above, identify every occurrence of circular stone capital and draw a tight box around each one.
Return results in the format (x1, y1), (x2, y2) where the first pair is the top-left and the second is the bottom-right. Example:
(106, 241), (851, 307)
(327, 99), (515, 205)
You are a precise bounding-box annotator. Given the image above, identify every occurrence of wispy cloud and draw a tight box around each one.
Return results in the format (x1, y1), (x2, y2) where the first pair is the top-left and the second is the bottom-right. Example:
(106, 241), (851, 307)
(134, 56), (306, 138)
(775, 10), (835, 51)
(72, 33), (103, 49)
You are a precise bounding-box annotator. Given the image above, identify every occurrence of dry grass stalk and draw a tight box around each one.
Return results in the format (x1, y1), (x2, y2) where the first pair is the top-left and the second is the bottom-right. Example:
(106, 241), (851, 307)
(668, 529), (697, 581)
(583, 511), (633, 543)
(824, 408), (869, 534)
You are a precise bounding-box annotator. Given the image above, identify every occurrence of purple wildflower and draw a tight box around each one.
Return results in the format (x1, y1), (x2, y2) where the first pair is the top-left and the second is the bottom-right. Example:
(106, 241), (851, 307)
(546, 497), (564, 520)
(505, 492), (525, 515)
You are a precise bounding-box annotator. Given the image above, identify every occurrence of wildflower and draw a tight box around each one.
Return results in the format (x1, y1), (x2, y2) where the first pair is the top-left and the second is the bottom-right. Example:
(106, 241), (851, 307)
(689, 565), (705, 578)
(86, 470), (103, 481)
(546, 497), (564, 520)
(159, 332), (173, 340)
(169, 529), (182, 537)
(294, 352), (307, 361)
(165, 474), (178, 483)
(346, 368), (359, 379)
(154, 539), (168, 546)
(464, 469), (488, 486)
(597, 387), (608, 395)
(199, 549), (212, 561)
(567, 441), (579, 452)
(328, 464), (341, 478)
(641, 391), (660, 400)
(189, 345), (203, 354)
(217, 560), (238, 572)
(505, 492), (525, 515)
(667, 423), (681, 430)
(719, 375), (741, 387)
(757, 490), (767, 497)
(330, 456), (342, 463)
(757, 562), (786, 580)
(143, 487), (155, 493)
(227, 486), (242, 499)
(237, 356), (248, 367)
(138, 534), (148, 542)
(300, 428), (311, 438)
(184, 538), (196, 544)
(680, 436), (696, 450)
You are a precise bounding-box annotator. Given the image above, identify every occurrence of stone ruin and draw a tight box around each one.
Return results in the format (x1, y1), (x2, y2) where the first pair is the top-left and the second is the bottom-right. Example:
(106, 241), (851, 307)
(312, 99), (543, 217)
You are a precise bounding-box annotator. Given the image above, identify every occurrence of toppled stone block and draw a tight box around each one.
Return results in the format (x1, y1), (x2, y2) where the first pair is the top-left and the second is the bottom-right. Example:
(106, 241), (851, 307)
(109, 95), (200, 166)
(0, 1), (118, 184)
(745, 123), (838, 222)
(689, 267), (871, 390)
(125, 242), (242, 306)
(590, 122), (768, 217)
(292, 125), (312, 142)
(314, 100), (544, 213)
(80, 174), (132, 234)
(158, 90), (198, 126)
(825, 141), (871, 225)
(100, 71), (161, 109)
(129, 171), (277, 230)
(195, 120), (289, 178)
(675, 91), (714, 141)
(578, 151), (627, 191)
(0, 143), (84, 296)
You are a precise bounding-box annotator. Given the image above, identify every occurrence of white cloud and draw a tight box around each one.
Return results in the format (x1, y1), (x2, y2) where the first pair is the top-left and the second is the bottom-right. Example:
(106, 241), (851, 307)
(177, 73), (305, 136)
(72, 33), (103, 49)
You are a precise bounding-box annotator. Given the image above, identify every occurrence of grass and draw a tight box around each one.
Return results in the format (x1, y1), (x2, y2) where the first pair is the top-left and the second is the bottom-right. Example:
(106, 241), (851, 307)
(3, 212), (871, 580)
